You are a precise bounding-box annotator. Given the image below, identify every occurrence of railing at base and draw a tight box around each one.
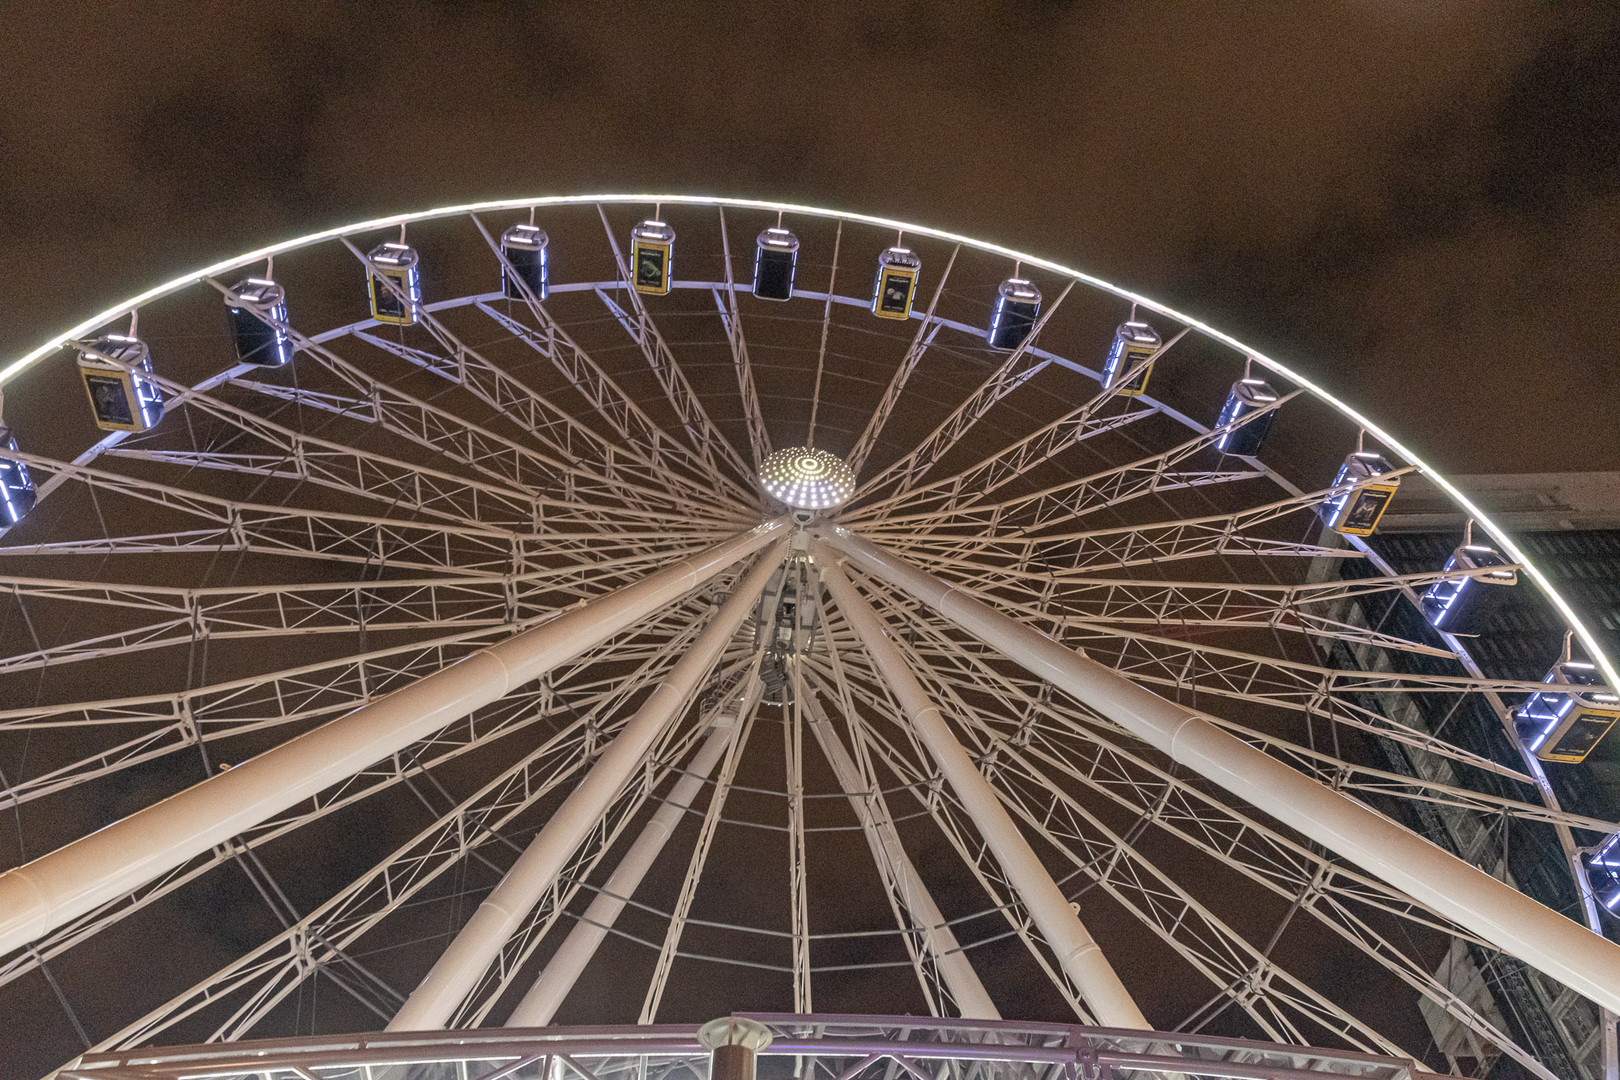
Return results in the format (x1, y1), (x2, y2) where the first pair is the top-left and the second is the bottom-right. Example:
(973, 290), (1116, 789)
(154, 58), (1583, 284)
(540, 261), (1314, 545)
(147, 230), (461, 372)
(59, 1014), (1438, 1080)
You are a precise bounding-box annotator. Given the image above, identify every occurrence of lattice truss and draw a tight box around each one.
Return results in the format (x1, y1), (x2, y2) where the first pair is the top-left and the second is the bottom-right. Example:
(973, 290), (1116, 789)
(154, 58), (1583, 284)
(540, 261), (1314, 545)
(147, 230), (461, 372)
(0, 198), (1614, 1080)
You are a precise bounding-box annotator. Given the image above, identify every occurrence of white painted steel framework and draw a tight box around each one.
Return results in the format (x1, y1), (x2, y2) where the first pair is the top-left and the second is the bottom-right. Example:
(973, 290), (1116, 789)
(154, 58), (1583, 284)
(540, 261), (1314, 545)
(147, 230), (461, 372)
(0, 196), (1615, 1080)
(57, 1016), (1450, 1080)
(818, 529), (1620, 1016)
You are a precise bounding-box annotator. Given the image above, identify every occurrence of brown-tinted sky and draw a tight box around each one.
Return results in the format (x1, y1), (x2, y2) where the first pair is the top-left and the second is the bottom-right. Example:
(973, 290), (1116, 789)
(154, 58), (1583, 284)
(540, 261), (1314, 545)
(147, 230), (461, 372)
(1, 2), (1616, 475)
(2, 7), (1619, 1075)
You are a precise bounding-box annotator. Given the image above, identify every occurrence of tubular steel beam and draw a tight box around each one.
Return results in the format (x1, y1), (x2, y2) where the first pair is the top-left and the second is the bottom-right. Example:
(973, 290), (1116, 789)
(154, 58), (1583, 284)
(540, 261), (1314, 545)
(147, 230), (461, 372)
(816, 548), (1150, 1030)
(505, 677), (763, 1027)
(0, 521), (787, 959)
(389, 539), (787, 1030)
(801, 686), (1000, 1020)
(818, 526), (1620, 1017)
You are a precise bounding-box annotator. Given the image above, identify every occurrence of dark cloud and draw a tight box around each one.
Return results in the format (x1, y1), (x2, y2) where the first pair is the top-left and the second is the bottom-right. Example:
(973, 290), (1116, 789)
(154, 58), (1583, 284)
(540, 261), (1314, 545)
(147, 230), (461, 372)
(3, 3), (1613, 473)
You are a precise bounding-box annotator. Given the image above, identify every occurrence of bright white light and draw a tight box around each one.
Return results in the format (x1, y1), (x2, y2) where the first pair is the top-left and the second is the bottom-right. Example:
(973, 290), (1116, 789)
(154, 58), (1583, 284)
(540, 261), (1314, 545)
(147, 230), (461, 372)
(0, 192), (1609, 694)
(760, 447), (855, 511)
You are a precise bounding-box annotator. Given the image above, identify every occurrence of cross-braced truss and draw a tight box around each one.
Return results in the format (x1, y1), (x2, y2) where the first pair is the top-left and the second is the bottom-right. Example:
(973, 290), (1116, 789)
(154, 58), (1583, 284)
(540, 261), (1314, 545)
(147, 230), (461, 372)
(0, 197), (1615, 1080)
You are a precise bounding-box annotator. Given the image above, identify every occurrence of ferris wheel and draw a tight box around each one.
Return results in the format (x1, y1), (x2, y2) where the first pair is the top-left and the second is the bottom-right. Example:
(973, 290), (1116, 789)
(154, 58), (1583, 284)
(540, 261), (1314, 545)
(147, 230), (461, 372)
(0, 196), (1617, 1080)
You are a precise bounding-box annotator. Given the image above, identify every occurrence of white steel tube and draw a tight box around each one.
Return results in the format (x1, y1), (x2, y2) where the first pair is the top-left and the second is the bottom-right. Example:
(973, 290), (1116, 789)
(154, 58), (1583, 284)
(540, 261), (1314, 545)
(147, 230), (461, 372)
(802, 688), (1000, 1019)
(820, 525), (1620, 1017)
(505, 677), (763, 1027)
(389, 540), (787, 1030)
(817, 551), (1149, 1030)
(0, 521), (786, 959)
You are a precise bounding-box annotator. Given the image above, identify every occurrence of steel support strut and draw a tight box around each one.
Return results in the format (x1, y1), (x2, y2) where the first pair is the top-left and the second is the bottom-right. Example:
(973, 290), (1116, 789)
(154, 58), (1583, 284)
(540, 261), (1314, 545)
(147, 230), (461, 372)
(389, 538), (788, 1030)
(0, 522), (788, 959)
(801, 686), (1000, 1019)
(505, 677), (764, 1027)
(815, 546), (1150, 1030)
(818, 526), (1620, 1018)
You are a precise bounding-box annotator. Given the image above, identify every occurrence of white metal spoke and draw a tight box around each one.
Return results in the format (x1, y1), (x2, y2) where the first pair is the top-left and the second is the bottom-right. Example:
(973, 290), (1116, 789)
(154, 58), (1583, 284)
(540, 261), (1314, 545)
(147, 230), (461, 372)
(866, 566), (1578, 772)
(856, 282), (1076, 502)
(787, 660), (813, 1013)
(386, 543), (783, 1031)
(817, 605), (1560, 1074)
(468, 212), (751, 504)
(715, 208), (771, 471)
(945, 567), (1511, 642)
(639, 671), (762, 1024)
(831, 588), (1485, 932)
(934, 653), (1601, 834)
(869, 489), (1374, 578)
(805, 221), (841, 449)
(847, 245), (959, 473)
(852, 328), (1191, 520)
(87, 618), (703, 1051)
(801, 689), (957, 1018)
(446, 674), (738, 1029)
(801, 571), (997, 1020)
(817, 616), (1400, 1053)
(892, 602), (1539, 785)
(1011, 591), (1455, 658)
(855, 391), (1298, 532)
(593, 205), (756, 485)
(0, 621), (683, 810)
(869, 610), (1574, 1069)
(71, 354), (556, 532)
(893, 639), (1561, 1076)
(2, 611), (705, 997)
(1, 197), (1609, 1080)
(830, 529), (1620, 1022)
(1057, 623), (1610, 707)
(0, 545), (694, 685)
(820, 661), (1094, 1024)
(457, 659), (764, 1028)
(0, 446), (551, 574)
(860, 406), (1161, 523)
(102, 444), (544, 530)
(346, 328), (718, 513)
(215, 285), (712, 526)
(948, 691), (1401, 1052)
(339, 234), (721, 513)
(472, 298), (751, 506)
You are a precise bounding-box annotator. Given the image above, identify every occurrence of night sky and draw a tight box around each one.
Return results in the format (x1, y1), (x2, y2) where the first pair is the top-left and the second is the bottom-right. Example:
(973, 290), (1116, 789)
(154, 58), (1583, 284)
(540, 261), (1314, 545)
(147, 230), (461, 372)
(2, 4), (1619, 1076)
(2, 3), (1617, 476)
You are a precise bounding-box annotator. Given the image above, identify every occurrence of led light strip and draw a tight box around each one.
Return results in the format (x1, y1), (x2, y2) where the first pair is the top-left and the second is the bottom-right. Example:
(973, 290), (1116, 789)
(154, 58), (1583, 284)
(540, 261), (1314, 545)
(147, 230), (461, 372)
(0, 193), (1610, 689)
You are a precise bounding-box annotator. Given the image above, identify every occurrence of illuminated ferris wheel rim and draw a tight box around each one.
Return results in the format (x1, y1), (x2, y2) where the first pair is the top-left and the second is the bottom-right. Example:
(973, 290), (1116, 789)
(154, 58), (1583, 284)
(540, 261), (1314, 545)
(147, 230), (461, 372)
(0, 191), (1610, 690)
(0, 193), (1615, 1078)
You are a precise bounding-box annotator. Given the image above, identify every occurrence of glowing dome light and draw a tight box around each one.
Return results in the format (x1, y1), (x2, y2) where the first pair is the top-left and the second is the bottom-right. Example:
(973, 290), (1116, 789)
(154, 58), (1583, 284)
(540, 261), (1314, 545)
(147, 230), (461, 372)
(759, 447), (855, 511)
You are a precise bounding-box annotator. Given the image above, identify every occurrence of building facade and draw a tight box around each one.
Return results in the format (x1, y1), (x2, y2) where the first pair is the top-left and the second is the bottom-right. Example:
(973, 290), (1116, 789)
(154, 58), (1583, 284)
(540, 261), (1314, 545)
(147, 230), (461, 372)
(1313, 473), (1620, 1079)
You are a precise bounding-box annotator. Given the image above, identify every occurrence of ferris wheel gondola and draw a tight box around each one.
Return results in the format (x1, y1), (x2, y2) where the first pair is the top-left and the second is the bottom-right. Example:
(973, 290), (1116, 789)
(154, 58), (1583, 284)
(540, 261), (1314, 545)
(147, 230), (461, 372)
(0, 195), (1613, 1080)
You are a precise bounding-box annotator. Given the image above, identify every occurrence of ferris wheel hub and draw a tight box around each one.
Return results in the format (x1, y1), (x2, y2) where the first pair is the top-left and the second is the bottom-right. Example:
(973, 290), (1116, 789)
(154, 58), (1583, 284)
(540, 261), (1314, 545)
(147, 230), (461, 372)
(759, 446), (855, 510)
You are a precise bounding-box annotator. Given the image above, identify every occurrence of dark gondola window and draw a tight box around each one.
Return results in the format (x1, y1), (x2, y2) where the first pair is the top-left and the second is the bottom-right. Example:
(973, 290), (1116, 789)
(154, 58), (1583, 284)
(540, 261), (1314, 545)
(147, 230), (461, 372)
(0, 427), (37, 527)
(987, 278), (1041, 351)
(500, 224), (549, 302)
(753, 228), (799, 302)
(1214, 377), (1279, 456)
(226, 278), (294, 367)
(1103, 320), (1161, 396)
